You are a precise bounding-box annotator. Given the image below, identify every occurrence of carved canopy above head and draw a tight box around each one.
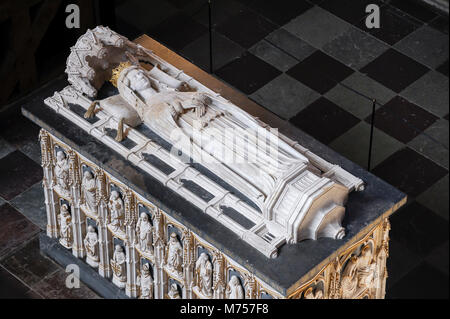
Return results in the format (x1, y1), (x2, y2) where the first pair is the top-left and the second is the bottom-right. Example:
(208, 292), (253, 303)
(65, 26), (153, 98)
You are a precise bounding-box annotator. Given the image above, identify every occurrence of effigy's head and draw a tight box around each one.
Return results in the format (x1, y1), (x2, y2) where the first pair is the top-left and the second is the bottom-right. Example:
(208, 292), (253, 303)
(111, 61), (150, 92)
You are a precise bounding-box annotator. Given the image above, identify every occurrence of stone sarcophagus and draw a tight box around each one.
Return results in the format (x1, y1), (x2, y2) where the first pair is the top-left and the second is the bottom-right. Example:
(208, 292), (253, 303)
(22, 27), (406, 299)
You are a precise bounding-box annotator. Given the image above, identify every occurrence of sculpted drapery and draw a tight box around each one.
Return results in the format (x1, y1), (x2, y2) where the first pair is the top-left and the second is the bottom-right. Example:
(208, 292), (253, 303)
(116, 65), (309, 209)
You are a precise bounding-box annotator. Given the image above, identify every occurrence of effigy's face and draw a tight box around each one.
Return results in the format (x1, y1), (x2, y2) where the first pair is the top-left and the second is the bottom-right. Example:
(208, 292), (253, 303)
(128, 69), (151, 91)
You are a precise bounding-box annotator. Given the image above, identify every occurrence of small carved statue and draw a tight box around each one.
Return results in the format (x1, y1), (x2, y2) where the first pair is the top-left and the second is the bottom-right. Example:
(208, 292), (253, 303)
(55, 151), (70, 194)
(137, 263), (154, 299)
(82, 170), (97, 214)
(136, 213), (153, 254)
(111, 245), (127, 288)
(356, 245), (376, 288)
(341, 256), (358, 299)
(226, 275), (244, 299)
(166, 232), (183, 275)
(108, 190), (124, 233)
(84, 225), (99, 268)
(195, 252), (213, 297)
(168, 283), (181, 299)
(58, 204), (73, 249)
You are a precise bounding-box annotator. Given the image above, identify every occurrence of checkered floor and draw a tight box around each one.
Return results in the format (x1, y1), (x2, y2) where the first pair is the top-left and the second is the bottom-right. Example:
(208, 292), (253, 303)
(0, 0), (447, 298)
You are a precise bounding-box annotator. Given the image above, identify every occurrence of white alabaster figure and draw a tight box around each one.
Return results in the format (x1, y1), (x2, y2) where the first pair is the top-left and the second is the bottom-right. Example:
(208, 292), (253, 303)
(55, 151), (70, 194)
(137, 263), (154, 299)
(84, 225), (99, 268)
(356, 245), (376, 288)
(82, 170), (97, 214)
(166, 232), (183, 276)
(226, 275), (244, 299)
(195, 252), (213, 297)
(111, 245), (127, 288)
(58, 204), (73, 249)
(168, 283), (181, 299)
(108, 190), (124, 233)
(341, 257), (358, 299)
(136, 213), (153, 254)
(117, 65), (309, 208)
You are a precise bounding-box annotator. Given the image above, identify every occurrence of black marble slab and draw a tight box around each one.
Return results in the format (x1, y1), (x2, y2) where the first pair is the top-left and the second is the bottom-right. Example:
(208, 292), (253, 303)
(22, 74), (406, 296)
(39, 233), (129, 299)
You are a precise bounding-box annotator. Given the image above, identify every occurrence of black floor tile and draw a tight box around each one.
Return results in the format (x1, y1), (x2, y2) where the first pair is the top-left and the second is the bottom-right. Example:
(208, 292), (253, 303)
(216, 9), (277, 48)
(387, 261), (448, 299)
(436, 60), (449, 77)
(286, 51), (354, 94)
(215, 52), (281, 94)
(2, 237), (58, 286)
(166, 0), (202, 9)
(365, 96), (438, 143)
(247, 0), (312, 25)
(148, 13), (208, 51)
(390, 201), (449, 256)
(320, 0), (385, 24)
(386, 239), (422, 289)
(361, 49), (429, 93)
(372, 147), (448, 197)
(368, 5), (421, 45)
(389, 0), (438, 23)
(32, 269), (99, 299)
(0, 267), (32, 299)
(0, 150), (43, 200)
(0, 113), (41, 163)
(429, 15), (449, 35)
(0, 204), (39, 258)
(290, 97), (360, 144)
(193, 0), (245, 27)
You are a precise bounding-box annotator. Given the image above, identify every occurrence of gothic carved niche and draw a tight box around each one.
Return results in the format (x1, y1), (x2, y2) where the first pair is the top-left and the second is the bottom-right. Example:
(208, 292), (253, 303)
(137, 263), (154, 299)
(111, 244), (127, 289)
(82, 169), (97, 215)
(84, 225), (99, 267)
(136, 212), (154, 255)
(108, 190), (125, 234)
(195, 252), (213, 298)
(54, 150), (70, 197)
(226, 275), (245, 299)
(58, 204), (73, 249)
(166, 232), (183, 277)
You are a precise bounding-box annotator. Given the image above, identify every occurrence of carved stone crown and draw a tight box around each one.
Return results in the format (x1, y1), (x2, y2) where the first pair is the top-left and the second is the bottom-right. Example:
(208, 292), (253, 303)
(110, 61), (132, 87)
